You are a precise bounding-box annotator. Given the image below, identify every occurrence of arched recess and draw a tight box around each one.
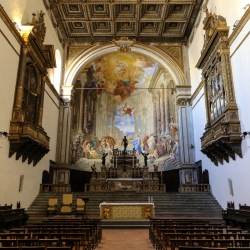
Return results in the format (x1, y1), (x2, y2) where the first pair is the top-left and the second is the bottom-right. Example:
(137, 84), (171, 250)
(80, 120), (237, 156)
(54, 49), (62, 93)
(64, 42), (186, 88)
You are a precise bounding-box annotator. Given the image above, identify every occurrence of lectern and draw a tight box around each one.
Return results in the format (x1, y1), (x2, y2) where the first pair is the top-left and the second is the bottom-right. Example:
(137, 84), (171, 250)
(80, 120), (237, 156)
(81, 198), (89, 219)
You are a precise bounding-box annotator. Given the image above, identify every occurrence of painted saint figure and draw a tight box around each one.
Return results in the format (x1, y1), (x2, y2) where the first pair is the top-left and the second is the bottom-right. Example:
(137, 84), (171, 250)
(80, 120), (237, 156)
(132, 134), (142, 154)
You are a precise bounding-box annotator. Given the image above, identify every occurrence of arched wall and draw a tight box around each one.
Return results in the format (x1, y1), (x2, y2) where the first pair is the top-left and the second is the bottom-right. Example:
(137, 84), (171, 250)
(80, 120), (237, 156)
(64, 42), (187, 89)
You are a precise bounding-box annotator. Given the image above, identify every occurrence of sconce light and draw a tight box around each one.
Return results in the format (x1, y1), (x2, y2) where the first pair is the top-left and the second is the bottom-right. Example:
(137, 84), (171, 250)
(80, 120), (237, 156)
(171, 88), (174, 95)
(0, 131), (9, 137)
(190, 144), (195, 149)
(21, 25), (34, 43)
(13, 22), (21, 33)
(240, 131), (250, 139)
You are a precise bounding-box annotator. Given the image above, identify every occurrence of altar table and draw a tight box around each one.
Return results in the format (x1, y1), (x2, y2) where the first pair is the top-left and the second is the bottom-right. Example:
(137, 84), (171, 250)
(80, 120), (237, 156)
(99, 202), (154, 220)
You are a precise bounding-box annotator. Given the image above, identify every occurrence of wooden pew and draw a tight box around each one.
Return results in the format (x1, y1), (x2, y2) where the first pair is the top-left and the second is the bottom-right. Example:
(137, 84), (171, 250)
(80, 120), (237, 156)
(0, 208), (29, 231)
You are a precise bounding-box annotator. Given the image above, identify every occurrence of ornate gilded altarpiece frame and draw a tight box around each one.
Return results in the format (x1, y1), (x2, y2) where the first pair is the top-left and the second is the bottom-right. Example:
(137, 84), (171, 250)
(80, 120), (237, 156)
(8, 11), (56, 166)
(196, 10), (242, 166)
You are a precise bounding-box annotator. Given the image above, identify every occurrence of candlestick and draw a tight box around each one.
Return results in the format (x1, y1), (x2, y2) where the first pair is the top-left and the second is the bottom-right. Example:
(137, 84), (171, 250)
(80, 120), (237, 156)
(132, 156), (134, 168)
(116, 156), (117, 168)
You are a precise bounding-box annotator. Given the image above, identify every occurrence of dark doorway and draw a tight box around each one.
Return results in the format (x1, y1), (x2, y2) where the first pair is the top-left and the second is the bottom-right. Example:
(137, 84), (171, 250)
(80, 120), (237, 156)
(70, 170), (91, 192)
(163, 169), (179, 192)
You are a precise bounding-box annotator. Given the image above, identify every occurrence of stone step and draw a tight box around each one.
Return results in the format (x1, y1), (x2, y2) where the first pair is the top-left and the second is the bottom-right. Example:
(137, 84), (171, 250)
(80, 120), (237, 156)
(27, 191), (223, 221)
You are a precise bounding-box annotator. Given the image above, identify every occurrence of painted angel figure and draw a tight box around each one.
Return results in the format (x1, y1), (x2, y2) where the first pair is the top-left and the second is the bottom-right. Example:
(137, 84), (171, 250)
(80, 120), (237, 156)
(118, 103), (134, 116)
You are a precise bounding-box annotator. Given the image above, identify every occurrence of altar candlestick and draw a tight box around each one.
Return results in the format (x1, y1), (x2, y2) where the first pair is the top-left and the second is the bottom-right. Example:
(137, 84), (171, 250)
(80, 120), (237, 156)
(132, 156), (134, 168)
(116, 156), (117, 168)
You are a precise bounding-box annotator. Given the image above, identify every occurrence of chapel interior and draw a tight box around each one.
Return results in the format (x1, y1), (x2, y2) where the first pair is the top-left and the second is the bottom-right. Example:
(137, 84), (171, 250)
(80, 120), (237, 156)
(1, 0), (250, 249)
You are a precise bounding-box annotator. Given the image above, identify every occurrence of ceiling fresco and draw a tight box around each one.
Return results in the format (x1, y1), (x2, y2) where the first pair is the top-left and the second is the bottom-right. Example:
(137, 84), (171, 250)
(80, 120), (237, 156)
(46, 0), (204, 43)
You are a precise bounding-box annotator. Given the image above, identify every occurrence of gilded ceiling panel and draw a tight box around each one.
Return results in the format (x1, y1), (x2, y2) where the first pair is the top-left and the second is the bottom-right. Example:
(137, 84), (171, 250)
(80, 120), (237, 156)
(47, 0), (203, 43)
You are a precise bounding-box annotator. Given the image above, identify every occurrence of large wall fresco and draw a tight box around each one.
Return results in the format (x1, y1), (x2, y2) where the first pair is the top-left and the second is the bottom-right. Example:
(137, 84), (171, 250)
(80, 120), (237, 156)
(70, 52), (179, 169)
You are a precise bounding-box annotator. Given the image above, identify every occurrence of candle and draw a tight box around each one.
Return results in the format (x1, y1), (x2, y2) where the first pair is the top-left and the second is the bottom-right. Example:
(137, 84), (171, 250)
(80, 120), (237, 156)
(148, 197), (150, 203)
(116, 156), (117, 168)
(151, 197), (153, 203)
(132, 156), (134, 168)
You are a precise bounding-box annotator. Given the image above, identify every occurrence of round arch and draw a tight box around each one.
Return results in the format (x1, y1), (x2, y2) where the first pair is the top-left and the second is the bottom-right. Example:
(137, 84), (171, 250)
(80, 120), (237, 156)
(64, 42), (186, 88)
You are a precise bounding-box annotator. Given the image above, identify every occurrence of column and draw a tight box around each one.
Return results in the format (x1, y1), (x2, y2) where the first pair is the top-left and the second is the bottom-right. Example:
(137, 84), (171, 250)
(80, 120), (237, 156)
(134, 114), (138, 134)
(83, 93), (88, 129)
(176, 86), (196, 185)
(37, 75), (46, 127)
(55, 85), (74, 184)
(164, 87), (170, 134)
(77, 71), (87, 133)
(152, 97), (157, 135)
(157, 92), (161, 136)
(160, 87), (165, 135)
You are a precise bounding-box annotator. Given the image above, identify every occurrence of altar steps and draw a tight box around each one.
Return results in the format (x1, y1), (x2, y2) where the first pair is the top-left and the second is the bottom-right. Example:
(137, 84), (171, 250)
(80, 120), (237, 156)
(26, 191), (223, 226)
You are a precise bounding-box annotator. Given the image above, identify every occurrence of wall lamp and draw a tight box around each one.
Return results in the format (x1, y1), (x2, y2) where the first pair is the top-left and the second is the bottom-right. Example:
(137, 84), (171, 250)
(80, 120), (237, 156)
(240, 131), (250, 139)
(0, 131), (9, 137)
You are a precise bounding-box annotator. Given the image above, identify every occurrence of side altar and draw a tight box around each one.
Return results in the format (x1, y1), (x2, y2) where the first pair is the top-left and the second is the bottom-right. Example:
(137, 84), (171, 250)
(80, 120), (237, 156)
(87, 139), (166, 192)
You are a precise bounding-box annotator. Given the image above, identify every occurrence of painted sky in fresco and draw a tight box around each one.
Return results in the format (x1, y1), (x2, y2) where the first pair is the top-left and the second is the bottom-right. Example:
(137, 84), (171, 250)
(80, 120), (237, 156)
(114, 105), (135, 135)
(91, 52), (158, 105)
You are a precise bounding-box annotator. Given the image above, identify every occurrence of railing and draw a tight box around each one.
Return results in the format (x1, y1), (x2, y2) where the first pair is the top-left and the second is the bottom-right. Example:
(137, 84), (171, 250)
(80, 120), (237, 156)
(40, 184), (71, 192)
(179, 184), (210, 192)
(84, 183), (166, 192)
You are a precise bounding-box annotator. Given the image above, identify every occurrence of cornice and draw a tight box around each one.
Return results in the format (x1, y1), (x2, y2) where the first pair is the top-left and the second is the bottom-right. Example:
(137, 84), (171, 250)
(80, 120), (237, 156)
(45, 75), (61, 102)
(191, 80), (204, 102)
(0, 4), (23, 45)
(229, 6), (250, 46)
(196, 26), (229, 69)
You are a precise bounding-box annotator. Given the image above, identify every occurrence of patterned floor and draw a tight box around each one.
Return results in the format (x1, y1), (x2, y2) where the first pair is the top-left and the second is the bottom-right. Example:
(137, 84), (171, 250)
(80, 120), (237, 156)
(97, 229), (154, 250)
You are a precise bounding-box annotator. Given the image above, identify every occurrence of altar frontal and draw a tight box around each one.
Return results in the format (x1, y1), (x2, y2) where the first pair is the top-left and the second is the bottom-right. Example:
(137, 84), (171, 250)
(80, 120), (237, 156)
(100, 203), (154, 220)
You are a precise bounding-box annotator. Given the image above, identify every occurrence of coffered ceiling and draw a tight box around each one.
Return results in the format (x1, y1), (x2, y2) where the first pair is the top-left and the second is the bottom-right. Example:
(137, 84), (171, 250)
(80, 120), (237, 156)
(46, 0), (203, 43)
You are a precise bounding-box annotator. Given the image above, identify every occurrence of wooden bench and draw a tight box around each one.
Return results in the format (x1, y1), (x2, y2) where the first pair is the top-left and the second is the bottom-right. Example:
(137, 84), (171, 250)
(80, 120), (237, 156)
(0, 208), (29, 231)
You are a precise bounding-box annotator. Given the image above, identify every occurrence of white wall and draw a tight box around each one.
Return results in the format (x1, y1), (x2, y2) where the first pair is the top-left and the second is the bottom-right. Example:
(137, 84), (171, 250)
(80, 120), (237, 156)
(190, 0), (250, 208)
(0, 0), (61, 209)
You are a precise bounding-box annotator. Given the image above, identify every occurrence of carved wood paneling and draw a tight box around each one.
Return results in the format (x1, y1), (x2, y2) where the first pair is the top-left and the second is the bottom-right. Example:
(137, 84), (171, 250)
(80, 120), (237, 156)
(196, 10), (242, 166)
(8, 11), (56, 166)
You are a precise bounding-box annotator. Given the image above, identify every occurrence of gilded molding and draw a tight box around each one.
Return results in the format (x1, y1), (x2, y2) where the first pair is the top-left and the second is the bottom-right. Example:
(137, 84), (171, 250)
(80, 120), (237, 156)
(0, 5), (23, 45)
(66, 39), (186, 86)
(153, 45), (184, 71)
(67, 45), (93, 67)
(228, 6), (250, 46)
(0, 30), (19, 56)
(38, 108), (43, 127)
